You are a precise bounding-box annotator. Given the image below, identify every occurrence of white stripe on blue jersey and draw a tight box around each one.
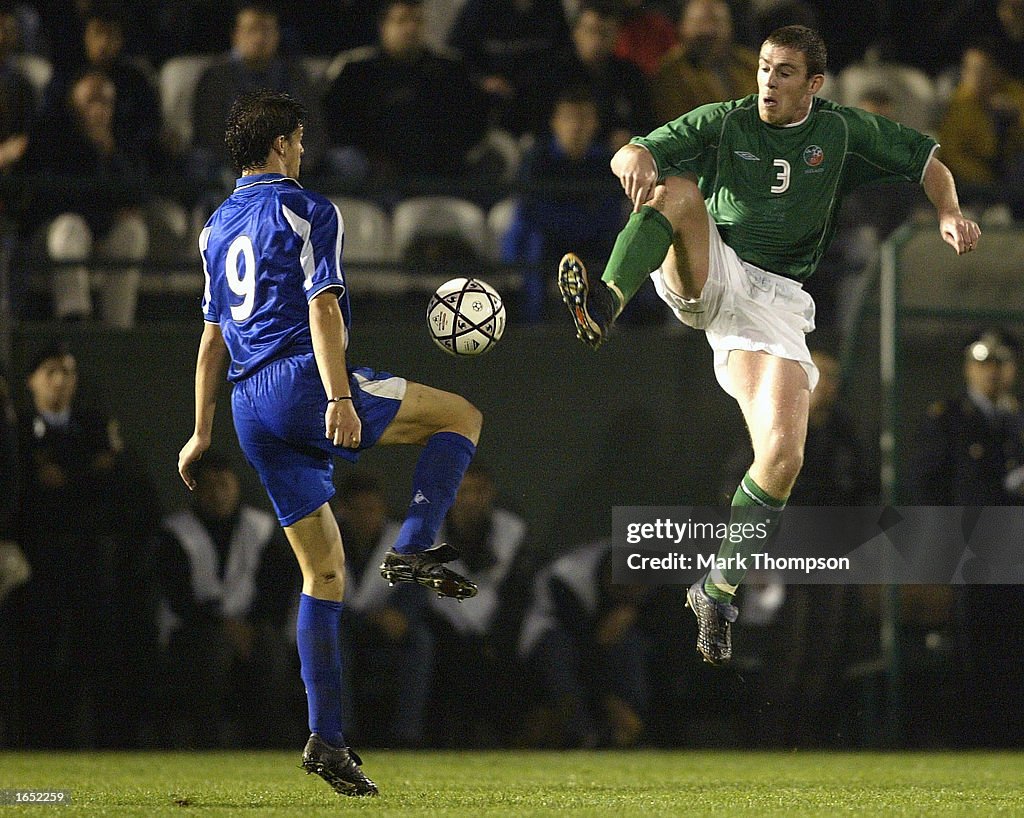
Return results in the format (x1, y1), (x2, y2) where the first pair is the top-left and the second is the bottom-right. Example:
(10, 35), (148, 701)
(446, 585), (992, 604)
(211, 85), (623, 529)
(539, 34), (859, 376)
(200, 173), (349, 382)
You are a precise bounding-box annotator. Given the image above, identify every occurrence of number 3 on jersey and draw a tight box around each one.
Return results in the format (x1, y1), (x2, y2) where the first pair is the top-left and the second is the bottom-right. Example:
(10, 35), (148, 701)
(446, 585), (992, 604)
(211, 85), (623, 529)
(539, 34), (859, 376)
(771, 159), (790, 194)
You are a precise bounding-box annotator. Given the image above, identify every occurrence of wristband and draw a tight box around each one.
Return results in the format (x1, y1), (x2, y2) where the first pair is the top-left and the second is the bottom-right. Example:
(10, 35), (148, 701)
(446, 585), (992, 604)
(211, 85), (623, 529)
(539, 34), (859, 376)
(327, 396), (353, 404)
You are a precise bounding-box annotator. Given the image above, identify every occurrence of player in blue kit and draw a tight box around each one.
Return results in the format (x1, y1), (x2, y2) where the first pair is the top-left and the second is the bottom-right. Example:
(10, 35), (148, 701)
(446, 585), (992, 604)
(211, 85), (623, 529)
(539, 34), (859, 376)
(177, 90), (482, 797)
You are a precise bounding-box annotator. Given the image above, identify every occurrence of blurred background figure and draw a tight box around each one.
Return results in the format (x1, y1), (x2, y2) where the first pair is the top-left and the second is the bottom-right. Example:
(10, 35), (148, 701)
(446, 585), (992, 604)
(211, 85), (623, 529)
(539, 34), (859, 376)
(614, 0), (678, 77)
(427, 463), (533, 748)
(500, 86), (622, 322)
(0, 2), (33, 175)
(333, 469), (434, 749)
(21, 71), (149, 327)
(514, 1), (655, 151)
(154, 452), (300, 748)
(518, 540), (651, 749)
(189, 2), (326, 188)
(42, 4), (163, 168)
(323, 0), (488, 181)
(937, 41), (1024, 218)
(908, 328), (1024, 506)
(448, 0), (569, 131)
(12, 344), (157, 747)
(652, 0), (759, 122)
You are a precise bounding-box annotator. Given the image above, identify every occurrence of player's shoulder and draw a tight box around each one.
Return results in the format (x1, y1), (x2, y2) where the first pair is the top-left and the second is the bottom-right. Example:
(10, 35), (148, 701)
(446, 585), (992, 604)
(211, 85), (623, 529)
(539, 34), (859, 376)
(276, 183), (338, 220)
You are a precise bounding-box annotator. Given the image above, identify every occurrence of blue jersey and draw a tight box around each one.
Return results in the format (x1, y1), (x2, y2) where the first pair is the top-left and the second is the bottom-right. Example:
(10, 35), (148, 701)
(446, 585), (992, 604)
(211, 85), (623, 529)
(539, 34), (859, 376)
(200, 173), (351, 382)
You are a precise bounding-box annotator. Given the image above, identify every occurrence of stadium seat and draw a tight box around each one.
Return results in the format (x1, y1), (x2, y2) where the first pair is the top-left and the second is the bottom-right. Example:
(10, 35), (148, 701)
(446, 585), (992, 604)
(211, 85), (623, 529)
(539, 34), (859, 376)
(392, 195), (490, 264)
(487, 196), (518, 261)
(328, 196), (403, 292)
(158, 54), (215, 150)
(466, 127), (522, 182)
(323, 45), (376, 87)
(12, 53), (51, 106)
(837, 60), (938, 133)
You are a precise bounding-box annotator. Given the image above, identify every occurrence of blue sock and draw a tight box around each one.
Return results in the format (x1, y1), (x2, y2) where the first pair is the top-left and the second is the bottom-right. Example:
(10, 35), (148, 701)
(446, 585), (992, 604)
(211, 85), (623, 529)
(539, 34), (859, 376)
(296, 593), (345, 747)
(393, 431), (476, 554)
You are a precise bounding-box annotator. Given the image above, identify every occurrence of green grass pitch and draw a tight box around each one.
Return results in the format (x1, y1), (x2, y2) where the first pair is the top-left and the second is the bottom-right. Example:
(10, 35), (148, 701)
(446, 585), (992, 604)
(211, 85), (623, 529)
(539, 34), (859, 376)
(2, 750), (1023, 816)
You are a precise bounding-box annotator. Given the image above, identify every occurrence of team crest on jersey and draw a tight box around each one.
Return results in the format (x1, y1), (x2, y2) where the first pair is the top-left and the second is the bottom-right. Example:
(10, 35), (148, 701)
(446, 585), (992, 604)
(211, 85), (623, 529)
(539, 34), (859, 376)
(803, 145), (824, 167)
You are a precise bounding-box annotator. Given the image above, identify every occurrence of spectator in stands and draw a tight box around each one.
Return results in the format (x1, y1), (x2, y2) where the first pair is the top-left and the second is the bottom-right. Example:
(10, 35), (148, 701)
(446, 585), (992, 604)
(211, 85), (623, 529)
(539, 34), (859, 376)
(651, 0), (759, 122)
(154, 452), (300, 748)
(515, 1), (655, 150)
(332, 469), (433, 748)
(42, 4), (162, 166)
(22, 70), (149, 327)
(501, 86), (622, 322)
(428, 463), (532, 747)
(448, 0), (570, 127)
(323, 0), (489, 180)
(994, 0), (1024, 79)
(12, 344), (156, 747)
(938, 41), (1024, 217)
(518, 540), (650, 748)
(614, 0), (678, 77)
(190, 1), (326, 183)
(0, 3), (33, 175)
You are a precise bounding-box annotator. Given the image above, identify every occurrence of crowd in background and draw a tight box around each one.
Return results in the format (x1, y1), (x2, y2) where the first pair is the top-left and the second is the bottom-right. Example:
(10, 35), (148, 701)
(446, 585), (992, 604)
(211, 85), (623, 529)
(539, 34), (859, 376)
(1, 0), (1024, 751)
(0, 0), (1019, 325)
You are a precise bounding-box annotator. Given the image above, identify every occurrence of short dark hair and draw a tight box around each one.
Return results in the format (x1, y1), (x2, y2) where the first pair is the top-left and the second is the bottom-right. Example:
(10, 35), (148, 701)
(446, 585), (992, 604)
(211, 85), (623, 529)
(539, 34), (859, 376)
(377, 0), (422, 24)
(235, 1), (278, 21)
(763, 25), (827, 78)
(553, 84), (598, 111)
(85, 1), (126, 27)
(577, 0), (626, 24)
(224, 89), (305, 173)
(192, 451), (239, 482)
(26, 342), (73, 376)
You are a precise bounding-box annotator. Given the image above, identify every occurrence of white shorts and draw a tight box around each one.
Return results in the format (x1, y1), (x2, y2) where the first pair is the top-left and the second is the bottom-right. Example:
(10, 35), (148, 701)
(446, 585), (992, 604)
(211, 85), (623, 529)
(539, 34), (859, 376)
(651, 211), (818, 397)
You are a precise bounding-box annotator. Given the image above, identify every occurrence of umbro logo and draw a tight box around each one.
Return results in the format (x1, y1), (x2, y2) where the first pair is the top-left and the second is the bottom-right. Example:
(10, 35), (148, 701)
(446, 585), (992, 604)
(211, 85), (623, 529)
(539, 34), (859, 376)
(734, 151), (760, 161)
(411, 490), (431, 505)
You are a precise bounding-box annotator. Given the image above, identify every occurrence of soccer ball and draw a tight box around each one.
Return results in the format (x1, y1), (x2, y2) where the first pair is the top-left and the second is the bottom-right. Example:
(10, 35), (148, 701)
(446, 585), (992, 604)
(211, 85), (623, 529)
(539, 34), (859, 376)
(426, 277), (505, 356)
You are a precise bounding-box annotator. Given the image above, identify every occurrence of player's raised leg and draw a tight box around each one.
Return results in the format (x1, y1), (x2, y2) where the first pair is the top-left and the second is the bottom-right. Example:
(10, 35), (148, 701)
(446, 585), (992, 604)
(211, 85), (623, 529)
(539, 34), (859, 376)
(377, 382), (483, 599)
(559, 153), (709, 347)
(285, 505), (378, 796)
(689, 351), (808, 664)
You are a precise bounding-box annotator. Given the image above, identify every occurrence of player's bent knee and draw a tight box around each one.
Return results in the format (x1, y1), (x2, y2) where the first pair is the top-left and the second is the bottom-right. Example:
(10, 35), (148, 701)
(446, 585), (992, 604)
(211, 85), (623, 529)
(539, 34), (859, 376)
(659, 176), (705, 225)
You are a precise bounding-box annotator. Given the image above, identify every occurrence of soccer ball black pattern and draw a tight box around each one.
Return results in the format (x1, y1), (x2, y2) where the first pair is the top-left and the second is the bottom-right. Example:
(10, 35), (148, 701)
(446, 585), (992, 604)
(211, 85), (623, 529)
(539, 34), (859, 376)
(426, 277), (505, 356)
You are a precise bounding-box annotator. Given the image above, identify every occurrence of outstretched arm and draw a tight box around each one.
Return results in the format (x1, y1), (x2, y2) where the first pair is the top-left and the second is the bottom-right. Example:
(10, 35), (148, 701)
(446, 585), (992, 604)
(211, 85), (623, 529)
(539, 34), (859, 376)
(178, 321), (228, 489)
(923, 156), (981, 255)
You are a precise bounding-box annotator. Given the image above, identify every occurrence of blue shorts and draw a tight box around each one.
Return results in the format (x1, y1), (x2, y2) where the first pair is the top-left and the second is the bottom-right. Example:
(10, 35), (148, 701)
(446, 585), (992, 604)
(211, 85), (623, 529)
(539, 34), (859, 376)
(231, 352), (406, 526)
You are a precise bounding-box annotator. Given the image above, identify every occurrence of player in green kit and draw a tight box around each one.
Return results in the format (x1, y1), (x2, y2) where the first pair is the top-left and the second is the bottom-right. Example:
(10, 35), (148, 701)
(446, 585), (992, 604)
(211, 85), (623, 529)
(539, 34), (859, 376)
(558, 25), (981, 666)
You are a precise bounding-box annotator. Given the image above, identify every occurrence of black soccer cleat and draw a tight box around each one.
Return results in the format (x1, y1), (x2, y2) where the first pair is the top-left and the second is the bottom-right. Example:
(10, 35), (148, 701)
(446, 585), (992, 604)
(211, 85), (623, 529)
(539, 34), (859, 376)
(558, 252), (618, 349)
(686, 579), (739, 666)
(301, 734), (378, 797)
(380, 543), (478, 601)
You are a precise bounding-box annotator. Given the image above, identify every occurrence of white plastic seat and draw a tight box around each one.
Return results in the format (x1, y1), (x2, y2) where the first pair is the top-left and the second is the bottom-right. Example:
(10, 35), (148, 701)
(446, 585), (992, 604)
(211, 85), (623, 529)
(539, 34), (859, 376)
(838, 61), (938, 133)
(487, 196), (519, 261)
(11, 53), (51, 105)
(391, 195), (490, 262)
(329, 196), (403, 292)
(158, 54), (215, 150)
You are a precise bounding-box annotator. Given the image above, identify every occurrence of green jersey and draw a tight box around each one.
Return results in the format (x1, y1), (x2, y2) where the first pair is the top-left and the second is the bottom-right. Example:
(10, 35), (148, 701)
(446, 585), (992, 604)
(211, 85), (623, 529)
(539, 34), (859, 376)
(632, 94), (937, 281)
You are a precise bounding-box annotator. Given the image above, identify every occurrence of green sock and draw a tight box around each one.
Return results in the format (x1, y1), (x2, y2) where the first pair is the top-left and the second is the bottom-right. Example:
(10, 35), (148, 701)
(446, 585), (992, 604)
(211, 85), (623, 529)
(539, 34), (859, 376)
(601, 206), (673, 310)
(704, 472), (787, 603)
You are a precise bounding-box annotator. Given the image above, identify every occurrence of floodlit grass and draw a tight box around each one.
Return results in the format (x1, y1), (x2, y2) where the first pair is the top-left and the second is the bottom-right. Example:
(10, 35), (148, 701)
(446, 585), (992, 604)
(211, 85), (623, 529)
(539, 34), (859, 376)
(2, 749), (1023, 816)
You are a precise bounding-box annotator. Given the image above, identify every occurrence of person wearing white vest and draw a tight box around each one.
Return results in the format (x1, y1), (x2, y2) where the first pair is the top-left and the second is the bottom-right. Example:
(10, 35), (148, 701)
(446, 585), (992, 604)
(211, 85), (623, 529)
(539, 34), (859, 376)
(155, 453), (300, 748)
(517, 539), (651, 749)
(427, 463), (533, 747)
(331, 469), (433, 748)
